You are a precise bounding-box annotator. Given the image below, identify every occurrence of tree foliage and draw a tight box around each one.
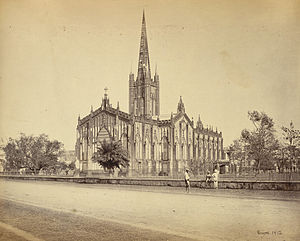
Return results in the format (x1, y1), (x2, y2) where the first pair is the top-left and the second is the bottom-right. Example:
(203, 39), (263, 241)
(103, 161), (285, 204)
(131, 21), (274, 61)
(282, 121), (300, 147)
(189, 157), (203, 177)
(228, 112), (300, 173)
(2, 133), (64, 174)
(228, 139), (245, 162)
(280, 121), (300, 171)
(92, 140), (129, 173)
(240, 111), (279, 171)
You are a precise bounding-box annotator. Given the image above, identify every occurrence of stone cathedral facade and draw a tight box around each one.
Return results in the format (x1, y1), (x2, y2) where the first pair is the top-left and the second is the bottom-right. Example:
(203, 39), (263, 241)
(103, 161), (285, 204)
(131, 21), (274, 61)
(75, 12), (224, 177)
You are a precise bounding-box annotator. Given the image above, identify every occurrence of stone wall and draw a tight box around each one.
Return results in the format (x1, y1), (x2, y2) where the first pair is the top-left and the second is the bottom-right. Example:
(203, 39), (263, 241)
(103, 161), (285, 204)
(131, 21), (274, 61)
(0, 175), (299, 191)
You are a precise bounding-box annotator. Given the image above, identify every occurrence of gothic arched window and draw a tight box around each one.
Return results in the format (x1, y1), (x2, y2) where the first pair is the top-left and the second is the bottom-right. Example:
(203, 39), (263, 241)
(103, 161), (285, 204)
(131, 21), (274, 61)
(175, 143), (179, 160)
(162, 137), (168, 160)
(121, 135), (127, 151)
(146, 138), (151, 160)
(140, 98), (144, 116)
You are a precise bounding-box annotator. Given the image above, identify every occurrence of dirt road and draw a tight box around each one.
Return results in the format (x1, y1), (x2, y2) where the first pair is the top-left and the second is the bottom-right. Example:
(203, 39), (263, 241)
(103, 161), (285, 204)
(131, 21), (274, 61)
(0, 180), (299, 240)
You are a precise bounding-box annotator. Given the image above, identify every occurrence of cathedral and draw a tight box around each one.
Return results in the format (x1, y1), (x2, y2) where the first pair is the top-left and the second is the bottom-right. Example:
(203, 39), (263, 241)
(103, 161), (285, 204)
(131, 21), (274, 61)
(75, 12), (224, 177)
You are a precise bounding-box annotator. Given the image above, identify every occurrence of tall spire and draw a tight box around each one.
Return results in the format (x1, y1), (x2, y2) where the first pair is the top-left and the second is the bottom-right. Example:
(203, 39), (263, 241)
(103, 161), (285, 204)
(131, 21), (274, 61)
(129, 11), (160, 118)
(102, 87), (110, 109)
(137, 10), (151, 80)
(177, 96), (185, 113)
(197, 114), (203, 129)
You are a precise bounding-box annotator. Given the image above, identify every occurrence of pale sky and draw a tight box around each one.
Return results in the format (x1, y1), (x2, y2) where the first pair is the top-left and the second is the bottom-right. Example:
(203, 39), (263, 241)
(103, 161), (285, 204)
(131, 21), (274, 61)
(0, 0), (299, 150)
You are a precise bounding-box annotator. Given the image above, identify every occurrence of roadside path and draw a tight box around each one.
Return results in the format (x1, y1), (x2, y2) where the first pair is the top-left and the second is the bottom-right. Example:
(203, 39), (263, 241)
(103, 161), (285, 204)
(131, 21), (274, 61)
(0, 180), (299, 240)
(0, 199), (194, 241)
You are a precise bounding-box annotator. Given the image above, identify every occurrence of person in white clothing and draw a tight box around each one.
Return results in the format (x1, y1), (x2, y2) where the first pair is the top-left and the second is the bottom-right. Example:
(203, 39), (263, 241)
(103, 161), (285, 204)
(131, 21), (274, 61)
(212, 169), (219, 189)
(184, 169), (190, 193)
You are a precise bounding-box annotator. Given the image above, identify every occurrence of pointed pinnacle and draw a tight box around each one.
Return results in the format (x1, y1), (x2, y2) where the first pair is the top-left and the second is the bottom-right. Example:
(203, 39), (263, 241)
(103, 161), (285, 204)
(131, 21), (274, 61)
(143, 9), (145, 23)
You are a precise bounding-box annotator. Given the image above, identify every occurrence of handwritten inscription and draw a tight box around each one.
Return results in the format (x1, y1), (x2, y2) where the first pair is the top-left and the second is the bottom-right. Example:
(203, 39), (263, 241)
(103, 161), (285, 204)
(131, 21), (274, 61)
(257, 230), (282, 235)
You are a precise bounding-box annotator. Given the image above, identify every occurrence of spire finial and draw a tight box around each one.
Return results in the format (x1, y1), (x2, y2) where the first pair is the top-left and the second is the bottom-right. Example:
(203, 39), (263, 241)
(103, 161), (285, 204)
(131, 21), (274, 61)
(104, 87), (108, 99)
(197, 114), (203, 129)
(137, 10), (151, 79)
(177, 96), (185, 113)
(91, 105), (93, 113)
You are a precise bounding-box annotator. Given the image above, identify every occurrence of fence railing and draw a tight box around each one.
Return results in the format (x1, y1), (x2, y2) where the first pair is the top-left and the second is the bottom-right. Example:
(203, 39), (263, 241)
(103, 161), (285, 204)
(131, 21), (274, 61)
(0, 171), (74, 177)
(1, 171), (299, 181)
(219, 172), (300, 181)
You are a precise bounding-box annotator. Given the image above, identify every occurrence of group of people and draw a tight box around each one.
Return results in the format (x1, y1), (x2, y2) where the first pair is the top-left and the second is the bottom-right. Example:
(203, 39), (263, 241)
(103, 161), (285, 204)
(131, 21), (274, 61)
(205, 169), (219, 189)
(184, 169), (219, 193)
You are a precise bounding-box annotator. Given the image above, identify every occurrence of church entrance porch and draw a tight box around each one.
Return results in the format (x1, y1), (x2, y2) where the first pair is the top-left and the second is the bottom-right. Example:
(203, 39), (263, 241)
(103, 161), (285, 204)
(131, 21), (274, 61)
(130, 159), (170, 177)
(158, 160), (170, 176)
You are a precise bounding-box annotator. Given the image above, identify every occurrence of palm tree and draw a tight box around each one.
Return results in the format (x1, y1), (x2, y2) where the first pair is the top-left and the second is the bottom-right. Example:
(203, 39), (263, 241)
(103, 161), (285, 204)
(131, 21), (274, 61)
(92, 139), (129, 175)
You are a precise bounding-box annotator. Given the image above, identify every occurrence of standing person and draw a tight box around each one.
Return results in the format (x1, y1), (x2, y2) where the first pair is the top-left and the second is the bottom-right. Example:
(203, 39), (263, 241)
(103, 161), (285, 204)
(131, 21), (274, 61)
(212, 169), (219, 189)
(205, 171), (212, 188)
(184, 169), (190, 193)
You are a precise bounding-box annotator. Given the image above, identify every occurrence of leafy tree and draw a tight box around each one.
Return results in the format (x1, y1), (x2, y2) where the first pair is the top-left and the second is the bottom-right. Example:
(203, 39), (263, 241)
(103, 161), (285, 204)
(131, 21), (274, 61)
(68, 161), (76, 170)
(273, 144), (289, 173)
(189, 158), (201, 177)
(228, 139), (246, 173)
(228, 139), (244, 161)
(240, 111), (279, 172)
(2, 133), (64, 174)
(92, 139), (129, 174)
(62, 161), (76, 175)
(281, 121), (300, 171)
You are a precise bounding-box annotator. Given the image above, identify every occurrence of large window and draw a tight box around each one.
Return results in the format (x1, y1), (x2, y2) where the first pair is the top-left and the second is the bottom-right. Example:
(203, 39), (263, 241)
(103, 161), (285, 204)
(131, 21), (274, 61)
(183, 144), (186, 160)
(154, 143), (158, 160)
(175, 143), (178, 160)
(145, 138), (150, 159)
(135, 135), (142, 159)
(121, 135), (127, 151)
(162, 137), (168, 160)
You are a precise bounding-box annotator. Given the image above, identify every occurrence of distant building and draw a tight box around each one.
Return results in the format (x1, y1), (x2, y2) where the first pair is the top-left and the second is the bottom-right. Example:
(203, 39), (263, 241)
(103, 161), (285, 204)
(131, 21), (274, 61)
(75, 12), (224, 177)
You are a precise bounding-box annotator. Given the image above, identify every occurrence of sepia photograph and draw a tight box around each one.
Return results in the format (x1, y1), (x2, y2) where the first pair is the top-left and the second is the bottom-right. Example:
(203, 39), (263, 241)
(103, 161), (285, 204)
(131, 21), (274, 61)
(0, 0), (299, 240)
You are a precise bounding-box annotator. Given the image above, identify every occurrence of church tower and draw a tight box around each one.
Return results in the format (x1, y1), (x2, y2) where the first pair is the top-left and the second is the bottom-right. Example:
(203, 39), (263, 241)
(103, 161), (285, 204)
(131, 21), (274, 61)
(129, 11), (160, 118)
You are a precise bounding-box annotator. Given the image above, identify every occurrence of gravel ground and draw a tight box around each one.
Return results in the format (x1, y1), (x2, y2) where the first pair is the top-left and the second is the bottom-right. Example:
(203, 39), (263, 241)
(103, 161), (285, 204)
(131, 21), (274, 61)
(71, 182), (300, 201)
(0, 226), (27, 241)
(0, 180), (299, 241)
(0, 199), (195, 241)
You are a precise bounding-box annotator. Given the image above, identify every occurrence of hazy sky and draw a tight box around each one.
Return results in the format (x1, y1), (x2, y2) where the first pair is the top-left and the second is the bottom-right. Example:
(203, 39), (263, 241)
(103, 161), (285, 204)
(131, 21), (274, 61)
(0, 0), (299, 150)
